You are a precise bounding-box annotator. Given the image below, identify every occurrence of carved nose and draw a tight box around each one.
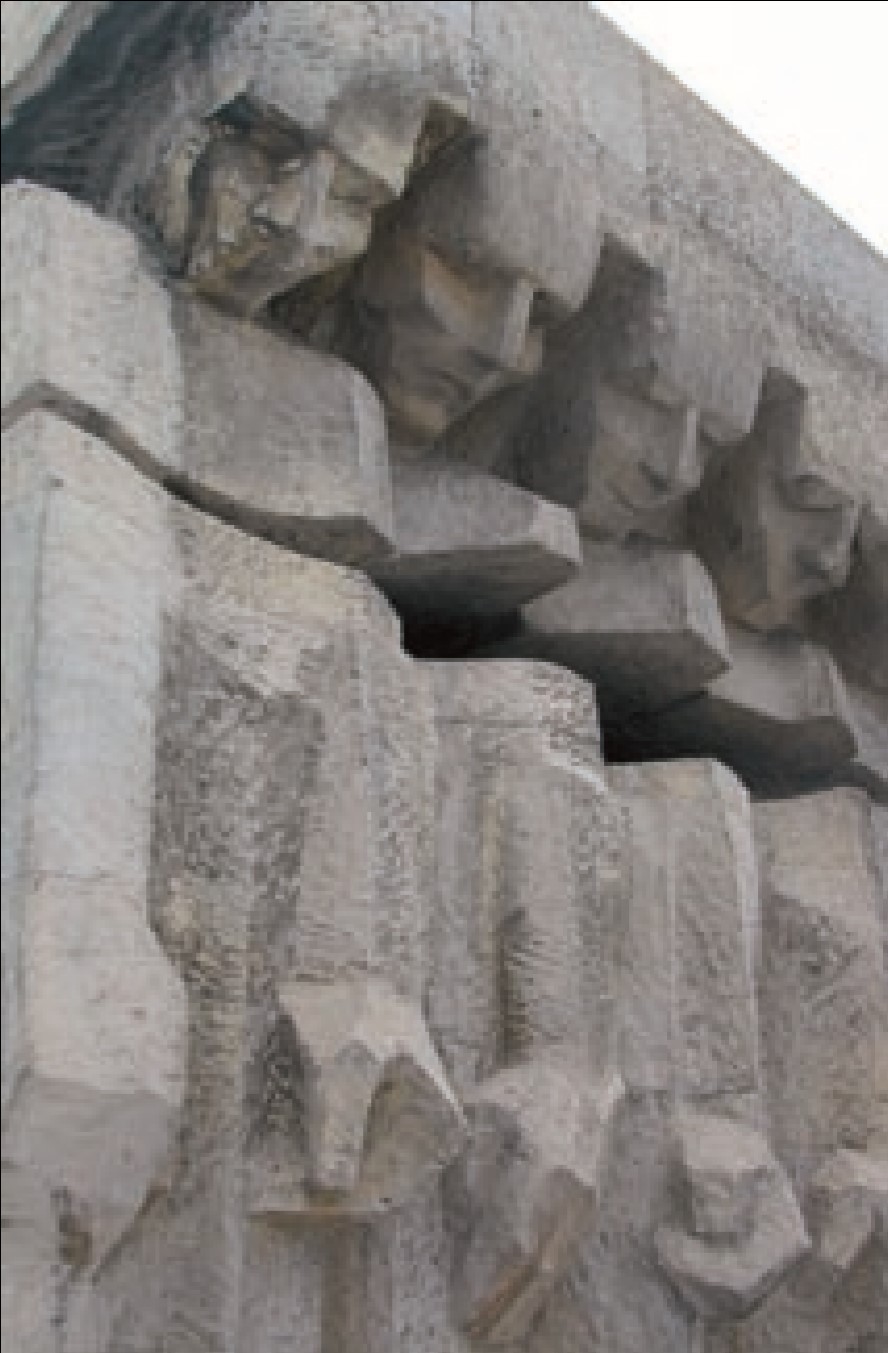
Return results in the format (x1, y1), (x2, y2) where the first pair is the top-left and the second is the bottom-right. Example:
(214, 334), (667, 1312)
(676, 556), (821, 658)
(638, 412), (702, 508)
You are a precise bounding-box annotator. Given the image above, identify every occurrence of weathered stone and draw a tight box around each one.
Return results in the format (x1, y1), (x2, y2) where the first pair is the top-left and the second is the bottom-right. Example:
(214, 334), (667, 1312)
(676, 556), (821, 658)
(804, 1149), (888, 1289)
(755, 791), (885, 1193)
(655, 1111), (810, 1321)
(449, 1061), (624, 1345)
(254, 975), (465, 1215)
(2, 183), (397, 565)
(623, 626), (861, 797)
(691, 373), (862, 631)
(139, 2), (474, 316)
(607, 760), (760, 1100)
(425, 658), (609, 1097)
(2, 4), (887, 1350)
(480, 544), (729, 718)
(371, 459), (580, 618)
(175, 295), (395, 565)
(1, 181), (181, 472)
(2, 413), (186, 1348)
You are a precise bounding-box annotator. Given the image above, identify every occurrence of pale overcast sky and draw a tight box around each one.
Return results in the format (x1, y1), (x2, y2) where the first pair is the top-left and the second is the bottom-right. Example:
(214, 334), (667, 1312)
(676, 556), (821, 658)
(592, 2), (888, 256)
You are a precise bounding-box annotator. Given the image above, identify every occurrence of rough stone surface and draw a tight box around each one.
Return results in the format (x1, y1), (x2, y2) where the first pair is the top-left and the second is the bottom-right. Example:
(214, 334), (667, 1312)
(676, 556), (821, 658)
(2, 4), (886, 1351)
(481, 544), (730, 719)
(620, 625), (863, 797)
(372, 459), (581, 618)
(1, 180), (182, 472)
(655, 1110), (810, 1321)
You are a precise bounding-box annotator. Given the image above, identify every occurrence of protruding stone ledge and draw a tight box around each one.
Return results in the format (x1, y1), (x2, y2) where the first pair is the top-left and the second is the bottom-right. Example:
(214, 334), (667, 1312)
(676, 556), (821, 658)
(174, 296), (394, 566)
(370, 459), (581, 618)
(478, 545), (729, 719)
(618, 626), (862, 798)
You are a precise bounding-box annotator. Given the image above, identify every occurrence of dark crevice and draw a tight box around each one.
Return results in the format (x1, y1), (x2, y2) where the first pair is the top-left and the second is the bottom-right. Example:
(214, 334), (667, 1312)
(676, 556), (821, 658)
(399, 610), (522, 662)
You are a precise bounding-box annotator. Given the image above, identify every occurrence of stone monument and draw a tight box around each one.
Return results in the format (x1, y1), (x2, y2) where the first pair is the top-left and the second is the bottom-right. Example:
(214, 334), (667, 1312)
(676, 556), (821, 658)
(2, 4), (885, 1350)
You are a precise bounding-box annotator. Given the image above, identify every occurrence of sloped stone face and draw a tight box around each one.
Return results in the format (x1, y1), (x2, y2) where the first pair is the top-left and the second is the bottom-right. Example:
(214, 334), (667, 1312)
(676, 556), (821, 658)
(2, 4), (886, 1352)
(174, 295), (395, 565)
(481, 544), (730, 717)
(608, 759), (761, 1100)
(691, 377), (862, 631)
(449, 1062), (624, 1345)
(371, 458), (581, 618)
(1, 180), (182, 470)
(654, 1111), (810, 1321)
(1, 413), (186, 1353)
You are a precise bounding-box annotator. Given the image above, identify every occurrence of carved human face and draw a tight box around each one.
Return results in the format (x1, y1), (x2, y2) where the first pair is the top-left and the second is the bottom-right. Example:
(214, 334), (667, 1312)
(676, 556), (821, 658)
(350, 235), (542, 444)
(183, 134), (376, 315)
(580, 380), (703, 538)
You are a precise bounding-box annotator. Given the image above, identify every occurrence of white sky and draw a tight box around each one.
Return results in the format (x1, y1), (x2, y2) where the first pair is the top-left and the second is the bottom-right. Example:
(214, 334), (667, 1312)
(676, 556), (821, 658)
(592, 2), (888, 256)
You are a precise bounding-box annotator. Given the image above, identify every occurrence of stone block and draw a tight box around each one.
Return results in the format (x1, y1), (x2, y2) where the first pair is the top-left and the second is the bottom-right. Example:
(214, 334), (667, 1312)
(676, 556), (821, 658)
(2, 184), (398, 568)
(481, 544), (729, 718)
(691, 373), (862, 631)
(655, 1110), (809, 1321)
(448, 1060), (624, 1345)
(608, 760), (760, 1100)
(754, 790), (885, 1192)
(626, 626), (860, 797)
(425, 660), (606, 1094)
(2, 411), (179, 1100)
(175, 296), (394, 565)
(1, 181), (181, 473)
(371, 459), (580, 617)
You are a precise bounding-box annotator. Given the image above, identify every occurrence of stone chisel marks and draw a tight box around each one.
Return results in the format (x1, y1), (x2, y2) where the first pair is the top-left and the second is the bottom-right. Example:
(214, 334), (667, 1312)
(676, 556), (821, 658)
(477, 543), (730, 720)
(370, 458), (581, 619)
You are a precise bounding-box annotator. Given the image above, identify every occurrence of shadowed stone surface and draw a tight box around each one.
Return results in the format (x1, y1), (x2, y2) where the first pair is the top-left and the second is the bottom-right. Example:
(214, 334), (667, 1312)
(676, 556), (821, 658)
(478, 544), (730, 718)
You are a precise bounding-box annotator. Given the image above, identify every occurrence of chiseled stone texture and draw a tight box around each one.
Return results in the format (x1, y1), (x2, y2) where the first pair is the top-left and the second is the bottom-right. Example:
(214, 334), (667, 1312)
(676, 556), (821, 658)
(482, 544), (730, 719)
(372, 459), (581, 618)
(1, 180), (182, 472)
(1, 413), (186, 1353)
(2, 4), (887, 1352)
